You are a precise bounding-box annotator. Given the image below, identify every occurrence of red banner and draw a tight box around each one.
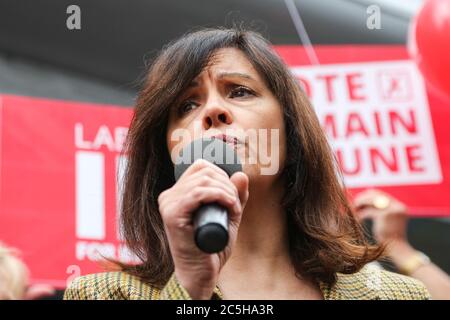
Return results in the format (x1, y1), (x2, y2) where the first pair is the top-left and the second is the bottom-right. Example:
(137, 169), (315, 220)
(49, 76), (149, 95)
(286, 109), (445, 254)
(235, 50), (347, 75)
(0, 95), (133, 287)
(274, 45), (450, 216)
(1, 45), (449, 287)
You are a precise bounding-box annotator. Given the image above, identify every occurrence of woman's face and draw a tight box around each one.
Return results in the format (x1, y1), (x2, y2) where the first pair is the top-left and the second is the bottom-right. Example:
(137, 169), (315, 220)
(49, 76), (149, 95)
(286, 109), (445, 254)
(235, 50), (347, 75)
(167, 47), (286, 183)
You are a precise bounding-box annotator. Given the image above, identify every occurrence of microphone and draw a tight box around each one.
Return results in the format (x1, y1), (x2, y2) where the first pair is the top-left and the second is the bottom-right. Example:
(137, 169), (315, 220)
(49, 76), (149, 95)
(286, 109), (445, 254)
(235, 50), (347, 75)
(174, 137), (242, 254)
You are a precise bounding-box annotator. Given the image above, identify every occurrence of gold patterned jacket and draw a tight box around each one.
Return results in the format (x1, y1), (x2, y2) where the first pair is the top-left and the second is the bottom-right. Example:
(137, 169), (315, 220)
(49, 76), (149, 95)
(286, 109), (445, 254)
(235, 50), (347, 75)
(64, 264), (430, 300)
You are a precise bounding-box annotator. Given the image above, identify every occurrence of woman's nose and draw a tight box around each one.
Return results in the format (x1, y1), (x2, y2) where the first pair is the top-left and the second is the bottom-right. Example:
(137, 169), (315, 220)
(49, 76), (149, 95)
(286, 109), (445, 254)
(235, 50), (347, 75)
(202, 103), (233, 130)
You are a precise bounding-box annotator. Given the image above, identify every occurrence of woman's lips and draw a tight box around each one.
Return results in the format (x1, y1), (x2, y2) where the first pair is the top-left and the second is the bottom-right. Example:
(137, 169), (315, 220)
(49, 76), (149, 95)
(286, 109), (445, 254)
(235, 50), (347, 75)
(211, 133), (243, 149)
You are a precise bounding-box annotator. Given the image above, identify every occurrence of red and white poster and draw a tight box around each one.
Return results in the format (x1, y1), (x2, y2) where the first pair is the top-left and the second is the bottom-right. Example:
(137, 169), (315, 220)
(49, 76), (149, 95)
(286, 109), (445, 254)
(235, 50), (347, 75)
(0, 96), (133, 287)
(1, 45), (449, 287)
(291, 60), (441, 187)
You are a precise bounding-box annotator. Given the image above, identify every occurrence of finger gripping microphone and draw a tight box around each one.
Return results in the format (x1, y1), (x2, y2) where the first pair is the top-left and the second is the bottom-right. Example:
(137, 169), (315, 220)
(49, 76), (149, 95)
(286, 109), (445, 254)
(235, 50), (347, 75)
(174, 137), (242, 254)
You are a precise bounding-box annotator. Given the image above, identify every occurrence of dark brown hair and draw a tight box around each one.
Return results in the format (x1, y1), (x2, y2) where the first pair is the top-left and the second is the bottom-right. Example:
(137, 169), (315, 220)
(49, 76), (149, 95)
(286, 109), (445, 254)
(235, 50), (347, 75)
(118, 27), (383, 287)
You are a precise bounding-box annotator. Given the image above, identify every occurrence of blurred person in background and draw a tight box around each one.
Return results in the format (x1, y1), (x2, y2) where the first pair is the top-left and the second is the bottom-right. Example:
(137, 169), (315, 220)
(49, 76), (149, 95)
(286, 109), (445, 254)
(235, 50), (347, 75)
(354, 189), (450, 300)
(0, 242), (55, 300)
(0, 242), (28, 299)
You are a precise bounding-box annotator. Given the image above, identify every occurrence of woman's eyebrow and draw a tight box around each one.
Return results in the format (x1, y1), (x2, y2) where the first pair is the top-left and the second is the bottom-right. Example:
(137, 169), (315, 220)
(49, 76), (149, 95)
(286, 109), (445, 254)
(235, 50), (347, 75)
(216, 72), (255, 81)
(188, 72), (257, 88)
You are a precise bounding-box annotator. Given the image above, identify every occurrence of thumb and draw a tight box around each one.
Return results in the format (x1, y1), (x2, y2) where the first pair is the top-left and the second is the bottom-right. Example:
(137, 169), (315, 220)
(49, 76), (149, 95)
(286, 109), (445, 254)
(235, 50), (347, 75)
(230, 172), (249, 208)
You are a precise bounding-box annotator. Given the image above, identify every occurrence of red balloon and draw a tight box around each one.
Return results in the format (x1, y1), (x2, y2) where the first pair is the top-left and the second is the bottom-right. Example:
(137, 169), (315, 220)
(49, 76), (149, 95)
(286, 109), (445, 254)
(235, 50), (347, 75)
(409, 0), (450, 97)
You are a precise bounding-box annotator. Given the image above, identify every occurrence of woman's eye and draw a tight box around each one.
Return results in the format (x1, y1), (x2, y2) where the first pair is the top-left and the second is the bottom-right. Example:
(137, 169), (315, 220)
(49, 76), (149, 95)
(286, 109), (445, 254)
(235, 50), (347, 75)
(229, 86), (255, 98)
(178, 100), (198, 115)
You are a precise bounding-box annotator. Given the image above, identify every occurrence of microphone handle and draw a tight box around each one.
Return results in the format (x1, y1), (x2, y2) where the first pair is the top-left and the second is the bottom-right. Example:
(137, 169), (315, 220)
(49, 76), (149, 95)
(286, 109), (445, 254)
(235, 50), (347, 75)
(193, 203), (229, 254)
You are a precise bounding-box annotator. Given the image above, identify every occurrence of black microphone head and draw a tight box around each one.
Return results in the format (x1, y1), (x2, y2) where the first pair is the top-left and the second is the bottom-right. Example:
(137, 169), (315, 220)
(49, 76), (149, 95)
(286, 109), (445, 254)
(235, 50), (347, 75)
(174, 137), (242, 180)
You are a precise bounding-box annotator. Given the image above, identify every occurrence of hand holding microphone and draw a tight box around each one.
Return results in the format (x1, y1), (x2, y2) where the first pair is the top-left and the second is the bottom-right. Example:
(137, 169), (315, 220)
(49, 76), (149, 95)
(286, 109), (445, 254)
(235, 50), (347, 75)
(175, 138), (243, 253)
(157, 137), (249, 299)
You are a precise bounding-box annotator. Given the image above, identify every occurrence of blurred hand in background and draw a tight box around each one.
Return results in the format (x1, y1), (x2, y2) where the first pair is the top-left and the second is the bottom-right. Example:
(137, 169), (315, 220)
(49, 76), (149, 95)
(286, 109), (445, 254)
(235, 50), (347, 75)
(353, 189), (450, 300)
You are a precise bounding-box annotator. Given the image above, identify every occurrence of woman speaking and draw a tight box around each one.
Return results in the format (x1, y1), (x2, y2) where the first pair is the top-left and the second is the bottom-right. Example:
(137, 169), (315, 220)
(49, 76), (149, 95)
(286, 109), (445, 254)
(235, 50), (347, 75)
(64, 27), (430, 300)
